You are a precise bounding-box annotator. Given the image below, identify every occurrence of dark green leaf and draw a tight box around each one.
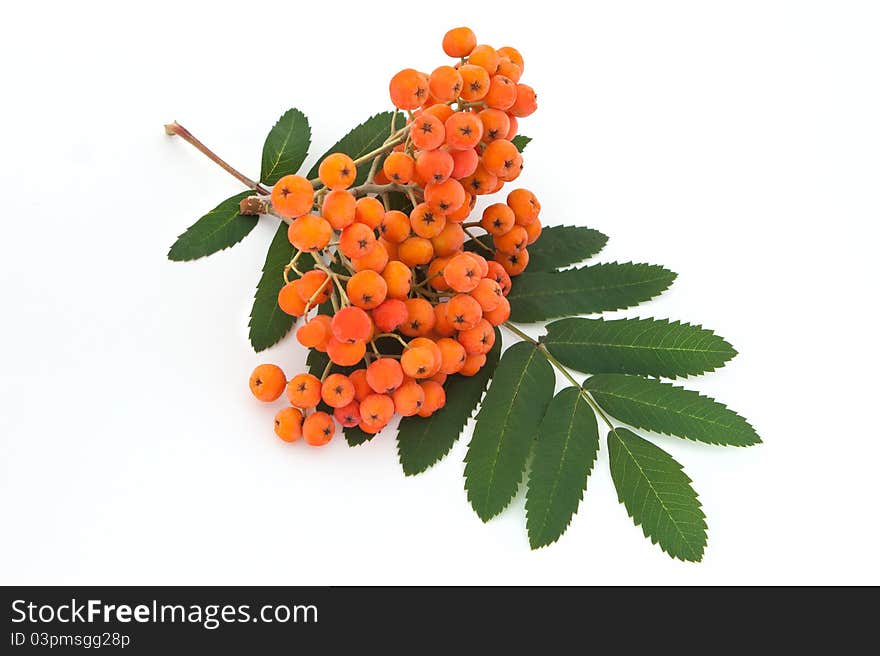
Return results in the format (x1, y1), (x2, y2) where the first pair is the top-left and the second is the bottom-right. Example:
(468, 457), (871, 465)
(608, 427), (707, 561)
(308, 111), (403, 186)
(464, 342), (555, 521)
(167, 191), (257, 261)
(343, 424), (377, 447)
(397, 329), (501, 476)
(586, 374), (760, 446)
(525, 387), (599, 549)
(260, 108), (311, 185)
(511, 135), (532, 152)
(508, 262), (676, 323)
(544, 318), (737, 379)
(526, 225), (608, 272)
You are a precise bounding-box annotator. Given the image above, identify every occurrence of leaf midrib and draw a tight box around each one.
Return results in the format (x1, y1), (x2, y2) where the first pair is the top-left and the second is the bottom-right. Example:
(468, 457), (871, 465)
(549, 339), (731, 355)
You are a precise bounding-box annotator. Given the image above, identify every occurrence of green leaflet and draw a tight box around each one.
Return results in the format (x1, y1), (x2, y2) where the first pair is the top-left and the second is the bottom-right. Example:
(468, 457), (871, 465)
(507, 262), (676, 323)
(608, 427), (707, 562)
(307, 111), (404, 186)
(167, 191), (257, 261)
(511, 135), (532, 152)
(586, 374), (761, 446)
(464, 342), (555, 521)
(544, 317), (737, 379)
(397, 329), (501, 476)
(260, 108), (311, 185)
(464, 225), (608, 272)
(525, 387), (599, 549)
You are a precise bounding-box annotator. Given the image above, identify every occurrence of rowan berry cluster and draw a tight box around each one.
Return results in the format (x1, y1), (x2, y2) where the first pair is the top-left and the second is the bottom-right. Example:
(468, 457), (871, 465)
(248, 27), (541, 446)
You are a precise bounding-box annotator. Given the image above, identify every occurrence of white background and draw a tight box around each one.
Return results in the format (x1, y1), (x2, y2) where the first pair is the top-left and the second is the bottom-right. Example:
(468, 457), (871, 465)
(1, 0), (878, 585)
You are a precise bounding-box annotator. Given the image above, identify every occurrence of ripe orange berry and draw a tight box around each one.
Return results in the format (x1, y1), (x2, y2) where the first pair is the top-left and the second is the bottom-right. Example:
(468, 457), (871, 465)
(415, 148), (454, 184)
(524, 216), (542, 244)
(360, 393), (395, 430)
(497, 46), (524, 70)
(431, 222), (465, 257)
(494, 225), (529, 254)
(334, 400), (361, 428)
(447, 293), (483, 331)
(436, 337), (467, 374)
(249, 364), (286, 402)
(321, 373), (356, 408)
(382, 151), (415, 184)
(506, 188), (541, 225)
(509, 83), (538, 117)
(417, 381), (447, 417)
(380, 236), (399, 261)
(422, 104), (455, 124)
(379, 210), (411, 243)
(389, 68), (429, 110)
(355, 196), (385, 229)
(443, 26), (477, 58)
(458, 318), (495, 355)
(331, 306), (373, 343)
(409, 337), (443, 376)
(468, 45), (501, 75)
(479, 109), (511, 143)
(445, 192), (474, 223)
(458, 64), (490, 102)
(322, 189), (356, 229)
(318, 152), (356, 190)
(470, 277), (503, 312)
(326, 337), (367, 366)
(484, 295), (511, 326)
(303, 411), (335, 446)
(461, 163), (497, 196)
(349, 369), (372, 402)
(274, 406), (303, 442)
(371, 298), (408, 332)
(445, 112), (484, 150)
(400, 297), (436, 337)
(339, 222), (377, 259)
(351, 240), (389, 273)
(496, 57), (523, 83)
(428, 65), (463, 102)
(401, 346), (436, 379)
(346, 270), (387, 310)
(410, 202), (447, 239)
(271, 175), (314, 218)
(481, 139), (523, 181)
(444, 252), (482, 292)
(366, 357), (404, 394)
(392, 379), (425, 416)
(286, 373), (322, 409)
(296, 270), (332, 308)
(468, 251), (490, 277)
(398, 236), (434, 267)
(288, 214), (333, 251)
(484, 75), (517, 110)
(449, 147), (479, 179)
(459, 352), (487, 376)
(426, 256), (451, 291)
(494, 248), (530, 276)
(486, 261), (512, 295)
(480, 203), (516, 236)
(433, 301), (457, 337)
(429, 372), (448, 385)
(425, 178), (466, 214)
(381, 260), (412, 299)
(297, 314), (331, 349)
(410, 113), (446, 151)
(278, 280), (307, 316)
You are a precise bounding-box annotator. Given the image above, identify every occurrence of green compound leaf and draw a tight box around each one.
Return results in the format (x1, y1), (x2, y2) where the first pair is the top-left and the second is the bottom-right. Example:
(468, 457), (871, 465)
(586, 374), (760, 447)
(526, 225), (608, 272)
(260, 107), (311, 185)
(464, 342), (555, 521)
(248, 223), (314, 352)
(525, 386), (599, 549)
(397, 329), (502, 476)
(608, 427), (707, 561)
(308, 111), (404, 186)
(512, 135), (532, 152)
(167, 191), (257, 261)
(544, 318), (737, 379)
(507, 262), (676, 323)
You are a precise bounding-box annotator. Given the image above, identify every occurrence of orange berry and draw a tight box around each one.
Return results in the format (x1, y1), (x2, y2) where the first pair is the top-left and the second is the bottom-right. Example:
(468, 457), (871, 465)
(346, 270), (387, 310)
(398, 236), (434, 267)
(468, 45), (501, 75)
(459, 352), (487, 376)
(480, 203), (516, 236)
(449, 147), (479, 179)
(410, 113), (446, 151)
(359, 393), (395, 430)
(506, 115), (519, 140)
(334, 400), (361, 428)
(286, 373), (322, 409)
(382, 151), (415, 184)
(321, 373), (356, 408)
(379, 210), (411, 243)
(380, 237), (399, 261)
(425, 178), (466, 214)
(458, 64), (490, 102)
(318, 152), (357, 190)
(274, 406), (303, 442)
(355, 196), (385, 229)
(374, 167), (390, 184)
(431, 222), (465, 257)
(296, 315), (330, 349)
(445, 192), (474, 222)
(479, 109), (511, 143)
(426, 256), (451, 291)
(351, 240), (389, 273)
(417, 380), (447, 417)
(494, 225), (529, 254)
(321, 189), (356, 229)
(497, 57), (523, 83)
(445, 112), (483, 150)
(494, 248), (530, 276)
(382, 260), (413, 299)
(400, 297), (436, 337)
(371, 298), (408, 332)
(392, 379), (425, 417)
(509, 83), (538, 117)
(278, 280), (307, 316)
(349, 369), (372, 402)
(331, 306), (373, 344)
(470, 277), (503, 312)
(358, 421), (383, 434)
(428, 65), (463, 102)
(447, 293), (483, 331)
(288, 214), (332, 252)
(339, 222), (377, 259)
(429, 372), (448, 385)
(484, 295), (511, 326)
(401, 346), (437, 379)
(326, 337), (367, 366)
(497, 46), (524, 70)
(409, 337), (443, 376)
(303, 411), (335, 446)
(481, 139), (523, 181)
(461, 163), (497, 196)
(486, 261), (512, 295)
(389, 68), (429, 110)
(410, 203), (447, 239)
(366, 357), (404, 394)
(484, 75), (517, 110)
(422, 103), (455, 123)
(296, 270), (332, 307)
(442, 26), (477, 58)
(433, 301), (457, 337)
(415, 149), (454, 184)
(524, 216), (542, 244)
(443, 252), (482, 292)
(249, 364), (286, 402)
(506, 188), (541, 225)
(436, 337), (467, 375)
(271, 174), (314, 218)
(468, 251), (490, 277)
(458, 318), (495, 355)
